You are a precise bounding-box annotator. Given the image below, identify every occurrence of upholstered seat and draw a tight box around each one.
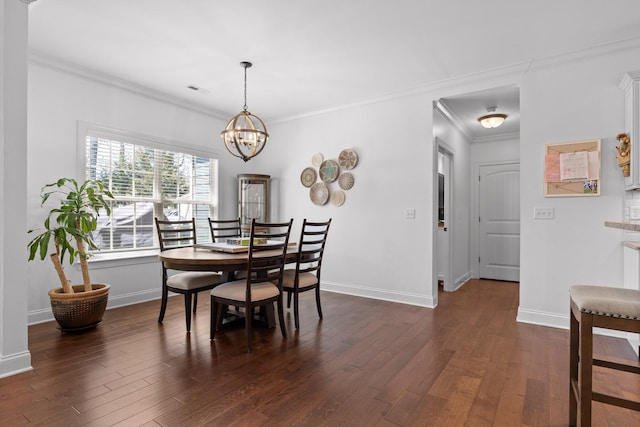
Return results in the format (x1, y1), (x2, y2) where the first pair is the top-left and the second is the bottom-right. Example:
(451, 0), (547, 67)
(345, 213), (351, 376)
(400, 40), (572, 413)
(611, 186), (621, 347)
(570, 285), (640, 319)
(569, 285), (640, 427)
(212, 280), (280, 302)
(281, 270), (318, 289)
(166, 271), (222, 290)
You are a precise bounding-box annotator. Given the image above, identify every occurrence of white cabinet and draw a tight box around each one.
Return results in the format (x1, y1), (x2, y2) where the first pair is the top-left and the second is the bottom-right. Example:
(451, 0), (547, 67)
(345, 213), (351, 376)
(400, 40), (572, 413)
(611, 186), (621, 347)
(619, 71), (640, 190)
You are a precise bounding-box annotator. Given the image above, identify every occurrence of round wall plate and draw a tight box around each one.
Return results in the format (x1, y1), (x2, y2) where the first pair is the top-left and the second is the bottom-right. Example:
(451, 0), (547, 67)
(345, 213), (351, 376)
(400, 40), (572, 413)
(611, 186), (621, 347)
(338, 172), (354, 190)
(310, 182), (329, 205)
(300, 167), (317, 187)
(311, 153), (323, 167)
(338, 149), (358, 170)
(319, 159), (339, 183)
(331, 189), (346, 206)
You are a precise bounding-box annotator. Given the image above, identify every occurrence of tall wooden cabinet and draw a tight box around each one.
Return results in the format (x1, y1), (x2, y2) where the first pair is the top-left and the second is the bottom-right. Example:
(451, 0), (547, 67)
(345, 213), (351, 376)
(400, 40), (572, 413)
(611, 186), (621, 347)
(237, 174), (270, 233)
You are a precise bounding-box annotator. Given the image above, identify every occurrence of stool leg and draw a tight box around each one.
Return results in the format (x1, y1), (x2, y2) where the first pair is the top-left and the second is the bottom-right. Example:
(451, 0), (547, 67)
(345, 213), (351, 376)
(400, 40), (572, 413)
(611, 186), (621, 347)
(570, 306), (579, 427)
(578, 312), (594, 427)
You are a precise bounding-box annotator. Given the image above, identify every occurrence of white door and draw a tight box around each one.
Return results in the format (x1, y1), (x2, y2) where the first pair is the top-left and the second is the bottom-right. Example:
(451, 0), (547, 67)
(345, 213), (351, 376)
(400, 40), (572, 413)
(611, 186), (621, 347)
(479, 163), (520, 281)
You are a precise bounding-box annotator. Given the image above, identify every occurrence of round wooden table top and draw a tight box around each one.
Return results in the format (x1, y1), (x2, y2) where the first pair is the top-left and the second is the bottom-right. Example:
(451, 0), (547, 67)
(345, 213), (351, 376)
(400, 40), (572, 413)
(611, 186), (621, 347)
(158, 246), (297, 271)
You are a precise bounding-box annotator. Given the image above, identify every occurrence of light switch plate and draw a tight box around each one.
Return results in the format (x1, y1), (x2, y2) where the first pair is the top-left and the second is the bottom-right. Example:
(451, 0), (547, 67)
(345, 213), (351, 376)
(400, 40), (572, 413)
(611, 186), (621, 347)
(405, 208), (416, 219)
(534, 207), (554, 220)
(630, 206), (640, 220)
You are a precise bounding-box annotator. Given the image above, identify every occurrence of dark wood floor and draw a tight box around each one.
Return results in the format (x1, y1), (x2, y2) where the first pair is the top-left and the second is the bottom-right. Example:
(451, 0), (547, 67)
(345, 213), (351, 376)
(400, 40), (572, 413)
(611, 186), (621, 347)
(1, 279), (639, 426)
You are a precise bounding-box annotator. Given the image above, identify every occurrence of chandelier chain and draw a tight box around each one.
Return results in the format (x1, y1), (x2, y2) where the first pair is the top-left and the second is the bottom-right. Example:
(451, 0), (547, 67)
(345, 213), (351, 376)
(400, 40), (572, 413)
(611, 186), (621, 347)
(243, 65), (248, 112)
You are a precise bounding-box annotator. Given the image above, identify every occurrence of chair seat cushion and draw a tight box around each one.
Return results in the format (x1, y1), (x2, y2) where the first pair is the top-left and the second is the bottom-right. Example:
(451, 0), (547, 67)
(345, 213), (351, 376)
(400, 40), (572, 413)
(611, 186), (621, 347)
(570, 285), (640, 319)
(279, 270), (319, 289)
(167, 271), (222, 290)
(211, 280), (280, 302)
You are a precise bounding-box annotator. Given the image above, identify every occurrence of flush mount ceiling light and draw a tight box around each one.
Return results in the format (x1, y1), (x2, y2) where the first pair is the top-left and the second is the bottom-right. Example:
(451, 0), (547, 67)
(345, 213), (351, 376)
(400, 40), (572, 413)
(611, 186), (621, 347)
(220, 61), (268, 162)
(477, 106), (507, 129)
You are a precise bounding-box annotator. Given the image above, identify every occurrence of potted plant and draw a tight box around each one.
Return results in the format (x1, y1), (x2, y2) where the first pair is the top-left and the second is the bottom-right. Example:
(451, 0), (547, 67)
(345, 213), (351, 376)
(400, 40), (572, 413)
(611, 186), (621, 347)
(28, 177), (114, 332)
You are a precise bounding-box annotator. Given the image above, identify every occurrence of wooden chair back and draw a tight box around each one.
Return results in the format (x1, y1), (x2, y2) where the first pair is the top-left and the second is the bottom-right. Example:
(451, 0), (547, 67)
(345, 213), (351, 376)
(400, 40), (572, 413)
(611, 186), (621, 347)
(294, 218), (332, 281)
(155, 218), (197, 251)
(208, 217), (241, 242)
(245, 219), (293, 294)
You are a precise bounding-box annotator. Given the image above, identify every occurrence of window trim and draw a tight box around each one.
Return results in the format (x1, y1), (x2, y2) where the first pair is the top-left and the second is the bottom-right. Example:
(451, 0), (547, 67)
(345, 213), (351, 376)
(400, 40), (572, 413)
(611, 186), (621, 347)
(77, 121), (219, 261)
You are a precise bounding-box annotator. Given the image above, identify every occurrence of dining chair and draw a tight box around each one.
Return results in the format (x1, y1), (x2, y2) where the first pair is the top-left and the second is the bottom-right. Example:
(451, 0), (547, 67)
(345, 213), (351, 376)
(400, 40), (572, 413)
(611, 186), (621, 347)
(208, 217), (241, 242)
(210, 218), (293, 352)
(155, 218), (223, 332)
(278, 218), (331, 329)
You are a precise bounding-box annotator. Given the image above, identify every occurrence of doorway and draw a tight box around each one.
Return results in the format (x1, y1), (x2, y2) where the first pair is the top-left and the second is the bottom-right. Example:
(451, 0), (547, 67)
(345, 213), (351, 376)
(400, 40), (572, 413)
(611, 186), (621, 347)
(436, 142), (454, 292)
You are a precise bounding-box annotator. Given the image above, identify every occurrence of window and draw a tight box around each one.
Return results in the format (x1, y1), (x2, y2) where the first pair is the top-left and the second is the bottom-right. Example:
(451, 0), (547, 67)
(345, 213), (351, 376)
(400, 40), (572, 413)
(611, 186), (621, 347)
(84, 129), (217, 253)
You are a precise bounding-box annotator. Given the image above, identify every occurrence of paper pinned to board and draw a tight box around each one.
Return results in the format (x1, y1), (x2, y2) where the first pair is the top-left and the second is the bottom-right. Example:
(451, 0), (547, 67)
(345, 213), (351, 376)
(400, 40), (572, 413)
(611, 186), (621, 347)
(559, 151), (588, 181)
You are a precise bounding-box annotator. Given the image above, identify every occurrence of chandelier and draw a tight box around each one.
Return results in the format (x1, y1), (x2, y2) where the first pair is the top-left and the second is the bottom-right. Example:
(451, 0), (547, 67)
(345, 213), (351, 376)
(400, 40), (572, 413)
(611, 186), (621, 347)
(477, 106), (507, 129)
(221, 61), (268, 162)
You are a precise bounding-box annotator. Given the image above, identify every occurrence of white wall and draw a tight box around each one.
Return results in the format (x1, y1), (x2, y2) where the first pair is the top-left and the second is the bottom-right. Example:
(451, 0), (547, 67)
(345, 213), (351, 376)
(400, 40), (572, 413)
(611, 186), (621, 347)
(26, 59), (238, 323)
(254, 94), (437, 307)
(518, 48), (636, 327)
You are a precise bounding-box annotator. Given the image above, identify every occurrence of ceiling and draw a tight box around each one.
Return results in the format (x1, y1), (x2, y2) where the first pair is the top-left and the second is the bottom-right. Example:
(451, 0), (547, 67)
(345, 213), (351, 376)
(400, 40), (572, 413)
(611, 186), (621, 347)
(28, 1), (640, 139)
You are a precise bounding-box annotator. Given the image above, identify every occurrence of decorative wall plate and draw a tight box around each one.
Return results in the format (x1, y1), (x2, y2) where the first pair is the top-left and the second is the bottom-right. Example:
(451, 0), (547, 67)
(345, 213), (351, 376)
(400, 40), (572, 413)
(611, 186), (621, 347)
(311, 153), (324, 167)
(310, 182), (329, 205)
(338, 149), (358, 170)
(300, 167), (317, 188)
(319, 159), (339, 183)
(330, 189), (346, 206)
(338, 172), (354, 190)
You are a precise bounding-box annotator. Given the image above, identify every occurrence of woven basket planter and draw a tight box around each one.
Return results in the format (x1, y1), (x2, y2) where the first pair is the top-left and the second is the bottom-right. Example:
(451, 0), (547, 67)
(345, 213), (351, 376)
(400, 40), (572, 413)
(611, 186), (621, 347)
(48, 284), (110, 333)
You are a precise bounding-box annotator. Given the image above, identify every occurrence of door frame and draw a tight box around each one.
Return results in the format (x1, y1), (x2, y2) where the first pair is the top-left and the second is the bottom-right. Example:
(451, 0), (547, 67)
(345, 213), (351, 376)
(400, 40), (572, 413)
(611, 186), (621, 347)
(436, 139), (455, 292)
(472, 160), (520, 279)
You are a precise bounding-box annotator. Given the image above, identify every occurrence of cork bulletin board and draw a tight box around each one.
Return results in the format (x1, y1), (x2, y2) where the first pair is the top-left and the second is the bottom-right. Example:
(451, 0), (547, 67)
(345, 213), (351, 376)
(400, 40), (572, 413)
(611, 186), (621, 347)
(544, 139), (601, 197)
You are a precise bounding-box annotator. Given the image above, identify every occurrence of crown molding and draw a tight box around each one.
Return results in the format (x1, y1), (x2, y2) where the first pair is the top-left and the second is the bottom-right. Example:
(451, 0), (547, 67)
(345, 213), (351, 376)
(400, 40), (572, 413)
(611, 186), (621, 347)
(28, 51), (229, 121)
(530, 35), (640, 73)
(20, 0), (38, 4)
(434, 100), (474, 141)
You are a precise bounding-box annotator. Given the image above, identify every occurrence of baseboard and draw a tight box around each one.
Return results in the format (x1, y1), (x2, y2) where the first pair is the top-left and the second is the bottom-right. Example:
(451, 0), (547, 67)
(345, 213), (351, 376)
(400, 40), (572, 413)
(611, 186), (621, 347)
(517, 307), (634, 342)
(454, 272), (471, 290)
(322, 281), (436, 308)
(516, 307), (568, 329)
(0, 350), (32, 379)
(28, 288), (162, 325)
(627, 333), (640, 357)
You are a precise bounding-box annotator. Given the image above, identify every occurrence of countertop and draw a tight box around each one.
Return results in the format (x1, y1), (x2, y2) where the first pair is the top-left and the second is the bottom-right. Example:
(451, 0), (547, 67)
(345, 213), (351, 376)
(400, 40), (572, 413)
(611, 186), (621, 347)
(604, 221), (640, 232)
(604, 221), (640, 249)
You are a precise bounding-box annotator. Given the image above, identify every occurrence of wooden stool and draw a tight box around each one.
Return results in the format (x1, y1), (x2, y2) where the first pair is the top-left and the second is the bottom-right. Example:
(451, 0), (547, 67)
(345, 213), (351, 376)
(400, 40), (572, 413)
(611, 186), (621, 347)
(569, 285), (640, 426)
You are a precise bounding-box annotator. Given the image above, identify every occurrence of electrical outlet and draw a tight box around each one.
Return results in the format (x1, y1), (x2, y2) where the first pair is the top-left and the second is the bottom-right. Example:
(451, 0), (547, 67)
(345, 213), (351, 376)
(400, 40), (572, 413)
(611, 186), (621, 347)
(405, 208), (416, 219)
(630, 206), (640, 220)
(533, 207), (554, 220)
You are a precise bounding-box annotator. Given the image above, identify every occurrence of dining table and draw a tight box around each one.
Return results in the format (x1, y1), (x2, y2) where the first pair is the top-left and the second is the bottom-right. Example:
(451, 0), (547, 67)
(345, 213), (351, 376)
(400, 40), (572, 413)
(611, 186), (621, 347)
(158, 243), (297, 328)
